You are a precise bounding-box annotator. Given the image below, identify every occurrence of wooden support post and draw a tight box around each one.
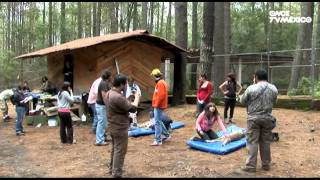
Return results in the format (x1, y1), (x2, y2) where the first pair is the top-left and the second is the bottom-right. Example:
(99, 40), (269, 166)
(172, 53), (186, 106)
(165, 58), (171, 89)
(238, 58), (242, 85)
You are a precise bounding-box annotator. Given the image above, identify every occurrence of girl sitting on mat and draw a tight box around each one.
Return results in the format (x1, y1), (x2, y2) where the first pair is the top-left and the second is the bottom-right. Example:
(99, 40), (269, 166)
(191, 102), (228, 142)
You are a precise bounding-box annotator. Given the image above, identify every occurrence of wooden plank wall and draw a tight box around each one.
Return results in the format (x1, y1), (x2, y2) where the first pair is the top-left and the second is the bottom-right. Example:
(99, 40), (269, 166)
(96, 39), (174, 101)
(47, 39), (175, 100)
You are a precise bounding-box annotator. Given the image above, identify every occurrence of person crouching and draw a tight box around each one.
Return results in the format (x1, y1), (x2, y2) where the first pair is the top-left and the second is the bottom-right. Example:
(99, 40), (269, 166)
(192, 103), (228, 141)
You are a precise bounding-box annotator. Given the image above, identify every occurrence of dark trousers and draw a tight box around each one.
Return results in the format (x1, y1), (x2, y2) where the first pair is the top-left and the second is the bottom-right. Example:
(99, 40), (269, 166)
(109, 131), (128, 178)
(58, 112), (73, 144)
(196, 129), (219, 140)
(245, 119), (273, 169)
(197, 102), (207, 117)
(224, 98), (236, 119)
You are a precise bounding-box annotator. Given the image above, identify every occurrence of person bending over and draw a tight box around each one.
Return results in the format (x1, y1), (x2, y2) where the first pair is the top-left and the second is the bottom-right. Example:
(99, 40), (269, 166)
(192, 102), (228, 142)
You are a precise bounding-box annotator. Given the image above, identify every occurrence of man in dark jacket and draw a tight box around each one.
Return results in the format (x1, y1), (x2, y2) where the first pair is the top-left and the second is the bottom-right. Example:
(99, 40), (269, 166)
(104, 74), (140, 178)
(239, 69), (278, 173)
(12, 86), (28, 136)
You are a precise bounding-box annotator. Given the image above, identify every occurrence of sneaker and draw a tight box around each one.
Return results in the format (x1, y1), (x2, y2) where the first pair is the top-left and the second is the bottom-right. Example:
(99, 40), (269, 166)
(272, 132), (279, 142)
(261, 165), (270, 171)
(229, 118), (234, 124)
(105, 136), (112, 142)
(16, 132), (25, 136)
(162, 135), (171, 142)
(95, 142), (108, 146)
(240, 166), (256, 173)
(150, 141), (162, 146)
(224, 118), (229, 124)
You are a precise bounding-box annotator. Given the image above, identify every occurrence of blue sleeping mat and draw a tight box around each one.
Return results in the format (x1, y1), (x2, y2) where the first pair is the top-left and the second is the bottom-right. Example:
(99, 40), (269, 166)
(128, 121), (185, 137)
(25, 92), (41, 99)
(186, 125), (247, 155)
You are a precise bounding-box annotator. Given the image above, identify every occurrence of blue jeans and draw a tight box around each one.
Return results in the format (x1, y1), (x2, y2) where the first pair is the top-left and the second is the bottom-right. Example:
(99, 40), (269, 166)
(154, 108), (170, 143)
(15, 106), (26, 133)
(95, 104), (107, 144)
(89, 103), (98, 133)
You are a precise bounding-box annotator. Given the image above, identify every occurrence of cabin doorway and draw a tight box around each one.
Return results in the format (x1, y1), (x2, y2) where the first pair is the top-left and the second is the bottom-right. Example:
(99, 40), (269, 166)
(63, 54), (74, 89)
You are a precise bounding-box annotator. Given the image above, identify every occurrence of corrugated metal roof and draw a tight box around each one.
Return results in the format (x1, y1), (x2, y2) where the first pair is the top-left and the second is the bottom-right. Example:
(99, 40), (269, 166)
(15, 29), (186, 59)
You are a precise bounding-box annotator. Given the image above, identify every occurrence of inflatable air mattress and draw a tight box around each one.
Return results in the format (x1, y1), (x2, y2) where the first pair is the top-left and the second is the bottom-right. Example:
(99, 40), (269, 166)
(186, 125), (246, 155)
(128, 121), (185, 137)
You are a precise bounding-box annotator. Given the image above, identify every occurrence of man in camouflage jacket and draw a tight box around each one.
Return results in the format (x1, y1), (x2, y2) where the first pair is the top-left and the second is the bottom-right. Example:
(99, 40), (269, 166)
(239, 69), (278, 172)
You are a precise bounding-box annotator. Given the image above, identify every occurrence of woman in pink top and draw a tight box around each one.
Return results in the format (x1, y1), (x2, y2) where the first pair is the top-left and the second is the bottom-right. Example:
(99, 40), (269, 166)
(194, 103), (228, 141)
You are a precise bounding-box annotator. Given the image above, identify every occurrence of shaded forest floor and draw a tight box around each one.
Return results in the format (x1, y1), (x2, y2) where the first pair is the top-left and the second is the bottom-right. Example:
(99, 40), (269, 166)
(0, 104), (319, 178)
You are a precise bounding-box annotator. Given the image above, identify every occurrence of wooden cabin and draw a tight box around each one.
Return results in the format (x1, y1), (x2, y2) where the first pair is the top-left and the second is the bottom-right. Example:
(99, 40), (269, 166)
(15, 30), (186, 102)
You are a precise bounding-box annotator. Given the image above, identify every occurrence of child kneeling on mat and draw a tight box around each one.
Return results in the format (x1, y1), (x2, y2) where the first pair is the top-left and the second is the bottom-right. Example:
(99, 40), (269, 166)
(191, 102), (228, 142)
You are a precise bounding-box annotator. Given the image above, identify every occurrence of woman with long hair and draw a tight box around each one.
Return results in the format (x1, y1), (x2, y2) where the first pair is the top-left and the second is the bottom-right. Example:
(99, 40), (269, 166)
(192, 102), (228, 141)
(57, 82), (75, 144)
(219, 73), (242, 124)
(196, 73), (213, 117)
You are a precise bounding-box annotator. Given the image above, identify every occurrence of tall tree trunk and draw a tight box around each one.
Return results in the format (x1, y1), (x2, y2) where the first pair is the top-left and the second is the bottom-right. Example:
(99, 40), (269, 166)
(109, 2), (118, 33)
(166, 2), (172, 41)
(126, 3), (133, 31)
(115, 2), (119, 32)
(315, 2), (320, 81)
(200, 2), (214, 80)
(49, 2), (53, 46)
(119, 2), (125, 32)
(213, 2), (225, 96)
(191, 2), (198, 49)
(289, 2), (314, 90)
(279, 2), (283, 49)
(86, 3), (92, 37)
(132, 2), (138, 30)
(156, 3), (160, 34)
(19, 2), (24, 84)
(141, 2), (148, 30)
(149, 2), (154, 33)
(224, 2), (231, 76)
(92, 2), (97, 36)
(11, 2), (16, 53)
(96, 2), (101, 36)
(42, 2), (45, 47)
(160, 2), (164, 36)
(6, 2), (11, 51)
(173, 2), (188, 105)
(77, 2), (82, 38)
(60, 2), (66, 43)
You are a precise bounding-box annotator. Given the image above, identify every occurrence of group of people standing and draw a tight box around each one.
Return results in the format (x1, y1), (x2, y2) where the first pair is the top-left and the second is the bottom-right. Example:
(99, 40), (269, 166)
(194, 69), (278, 174)
(196, 72), (242, 124)
(1, 67), (278, 177)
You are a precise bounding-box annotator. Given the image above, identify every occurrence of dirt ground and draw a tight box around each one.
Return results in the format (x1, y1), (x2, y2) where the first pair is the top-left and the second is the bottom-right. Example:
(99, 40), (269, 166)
(0, 103), (319, 178)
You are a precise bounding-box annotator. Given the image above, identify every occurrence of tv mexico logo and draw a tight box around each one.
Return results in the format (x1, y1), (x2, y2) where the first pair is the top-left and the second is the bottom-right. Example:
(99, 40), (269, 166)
(269, 11), (312, 23)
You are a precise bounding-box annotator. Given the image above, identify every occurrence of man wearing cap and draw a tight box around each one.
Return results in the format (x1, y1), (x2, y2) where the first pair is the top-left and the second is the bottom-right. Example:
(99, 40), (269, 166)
(150, 68), (171, 146)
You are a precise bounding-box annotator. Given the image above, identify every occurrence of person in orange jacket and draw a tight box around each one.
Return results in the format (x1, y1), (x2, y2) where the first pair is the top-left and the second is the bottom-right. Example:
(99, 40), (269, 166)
(150, 69), (171, 146)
